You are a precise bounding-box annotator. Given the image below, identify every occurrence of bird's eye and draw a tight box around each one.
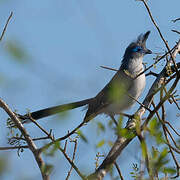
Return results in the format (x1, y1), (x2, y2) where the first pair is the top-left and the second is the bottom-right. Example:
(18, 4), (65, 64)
(132, 46), (142, 52)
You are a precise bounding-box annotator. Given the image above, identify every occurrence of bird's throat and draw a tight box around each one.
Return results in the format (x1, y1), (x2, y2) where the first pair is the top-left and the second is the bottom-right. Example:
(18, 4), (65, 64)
(125, 57), (144, 76)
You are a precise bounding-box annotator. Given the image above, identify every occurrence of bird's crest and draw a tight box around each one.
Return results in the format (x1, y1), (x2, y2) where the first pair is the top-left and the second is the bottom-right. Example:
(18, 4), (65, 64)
(136, 31), (151, 47)
(121, 31), (151, 66)
(124, 31), (151, 54)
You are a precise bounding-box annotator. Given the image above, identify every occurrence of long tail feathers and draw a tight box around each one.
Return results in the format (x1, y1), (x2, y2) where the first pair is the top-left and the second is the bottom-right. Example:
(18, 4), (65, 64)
(28, 98), (93, 120)
(9, 98), (93, 126)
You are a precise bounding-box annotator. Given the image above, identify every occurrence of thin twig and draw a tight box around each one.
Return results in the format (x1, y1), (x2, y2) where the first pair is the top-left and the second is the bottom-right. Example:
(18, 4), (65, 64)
(166, 128), (180, 150)
(151, 101), (180, 152)
(39, 121), (85, 153)
(10, 136), (50, 142)
(172, 30), (180, 35)
(114, 162), (124, 180)
(127, 94), (152, 113)
(59, 145), (86, 179)
(146, 71), (159, 77)
(119, 112), (133, 119)
(31, 118), (85, 179)
(172, 18), (180, 23)
(28, 113), (53, 137)
(100, 65), (118, 72)
(160, 95), (180, 179)
(135, 45), (176, 79)
(0, 12), (13, 41)
(163, 86), (174, 105)
(0, 145), (28, 150)
(141, 0), (178, 73)
(64, 140), (68, 152)
(142, 75), (180, 129)
(164, 121), (180, 136)
(110, 115), (118, 126)
(66, 139), (78, 180)
(171, 94), (180, 110)
(137, 134), (153, 179)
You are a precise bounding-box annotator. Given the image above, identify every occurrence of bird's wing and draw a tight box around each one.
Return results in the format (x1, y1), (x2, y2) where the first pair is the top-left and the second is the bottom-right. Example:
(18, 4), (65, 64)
(84, 69), (133, 122)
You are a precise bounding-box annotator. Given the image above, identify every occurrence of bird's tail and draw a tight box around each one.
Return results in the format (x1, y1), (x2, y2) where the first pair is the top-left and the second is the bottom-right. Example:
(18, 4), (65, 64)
(9, 98), (93, 126)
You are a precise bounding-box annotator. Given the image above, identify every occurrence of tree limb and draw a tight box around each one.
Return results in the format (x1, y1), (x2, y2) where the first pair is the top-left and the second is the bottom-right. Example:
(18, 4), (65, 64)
(0, 99), (49, 180)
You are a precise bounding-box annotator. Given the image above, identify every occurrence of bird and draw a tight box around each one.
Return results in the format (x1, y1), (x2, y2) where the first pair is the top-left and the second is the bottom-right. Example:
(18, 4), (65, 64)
(15, 31), (152, 128)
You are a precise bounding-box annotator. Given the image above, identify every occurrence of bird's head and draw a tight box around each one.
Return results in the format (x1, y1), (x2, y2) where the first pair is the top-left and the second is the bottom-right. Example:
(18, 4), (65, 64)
(123, 31), (152, 59)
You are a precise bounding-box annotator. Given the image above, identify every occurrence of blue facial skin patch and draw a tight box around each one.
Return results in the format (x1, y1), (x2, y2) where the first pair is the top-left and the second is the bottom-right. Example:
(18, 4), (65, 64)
(132, 46), (142, 52)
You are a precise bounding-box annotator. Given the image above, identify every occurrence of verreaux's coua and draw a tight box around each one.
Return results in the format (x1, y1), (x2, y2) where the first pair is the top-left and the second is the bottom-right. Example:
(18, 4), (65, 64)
(18, 31), (152, 125)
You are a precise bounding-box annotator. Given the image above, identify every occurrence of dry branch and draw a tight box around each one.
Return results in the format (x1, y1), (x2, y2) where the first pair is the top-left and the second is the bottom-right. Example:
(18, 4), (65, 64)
(0, 12), (13, 41)
(0, 99), (49, 180)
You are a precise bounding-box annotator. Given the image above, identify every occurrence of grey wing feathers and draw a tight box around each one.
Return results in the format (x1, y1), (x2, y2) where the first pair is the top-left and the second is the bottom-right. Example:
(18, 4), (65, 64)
(84, 70), (133, 122)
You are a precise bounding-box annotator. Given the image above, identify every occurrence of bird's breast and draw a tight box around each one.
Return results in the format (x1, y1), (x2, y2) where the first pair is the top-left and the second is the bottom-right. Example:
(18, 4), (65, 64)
(105, 73), (146, 115)
(129, 72), (146, 99)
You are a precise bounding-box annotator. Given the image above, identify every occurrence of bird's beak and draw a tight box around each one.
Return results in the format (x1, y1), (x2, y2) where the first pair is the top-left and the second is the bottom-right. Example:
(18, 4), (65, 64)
(145, 48), (152, 54)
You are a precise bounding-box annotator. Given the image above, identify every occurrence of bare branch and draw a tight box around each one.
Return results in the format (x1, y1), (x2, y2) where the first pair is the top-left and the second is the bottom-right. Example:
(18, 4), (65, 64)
(0, 99), (49, 180)
(170, 95), (180, 110)
(30, 118), (86, 179)
(66, 139), (78, 180)
(151, 101), (179, 150)
(172, 29), (180, 35)
(110, 115), (118, 126)
(146, 71), (159, 77)
(0, 12), (13, 41)
(10, 136), (51, 142)
(114, 162), (124, 180)
(141, 0), (179, 73)
(39, 121), (85, 152)
(172, 18), (180, 23)
(137, 134), (153, 179)
(164, 121), (180, 136)
(100, 65), (118, 72)
(59, 144), (86, 179)
(0, 145), (28, 150)
(135, 45), (177, 79)
(160, 99), (180, 179)
(127, 94), (152, 113)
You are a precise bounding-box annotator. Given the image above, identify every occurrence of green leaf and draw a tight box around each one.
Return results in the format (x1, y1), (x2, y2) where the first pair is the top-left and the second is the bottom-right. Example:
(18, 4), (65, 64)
(141, 140), (147, 159)
(41, 164), (53, 175)
(155, 131), (165, 144)
(118, 115), (123, 127)
(4, 40), (29, 63)
(149, 117), (158, 134)
(149, 117), (165, 144)
(108, 119), (114, 128)
(0, 156), (8, 175)
(162, 167), (176, 174)
(76, 130), (88, 143)
(118, 128), (135, 139)
(43, 141), (60, 157)
(152, 146), (159, 159)
(151, 148), (169, 172)
(97, 122), (105, 132)
(96, 140), (105, 148)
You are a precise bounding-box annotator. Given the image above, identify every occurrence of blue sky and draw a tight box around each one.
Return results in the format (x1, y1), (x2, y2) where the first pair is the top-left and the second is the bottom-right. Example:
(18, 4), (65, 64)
(0, 0), (179, 179)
